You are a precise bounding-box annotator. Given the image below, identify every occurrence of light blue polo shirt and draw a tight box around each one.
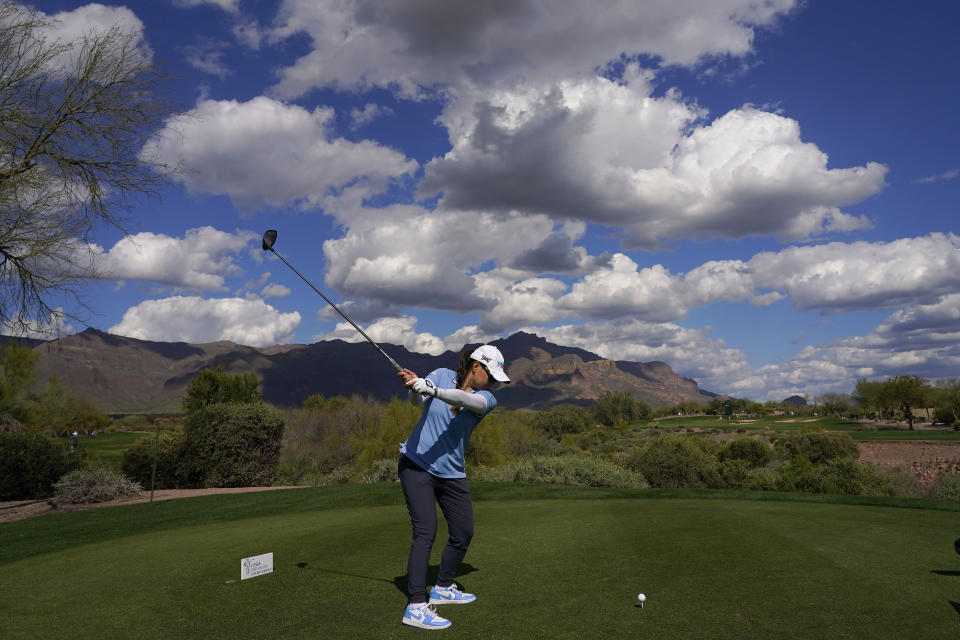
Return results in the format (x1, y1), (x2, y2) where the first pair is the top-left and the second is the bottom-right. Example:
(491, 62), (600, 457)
(400, 368), (496, 479)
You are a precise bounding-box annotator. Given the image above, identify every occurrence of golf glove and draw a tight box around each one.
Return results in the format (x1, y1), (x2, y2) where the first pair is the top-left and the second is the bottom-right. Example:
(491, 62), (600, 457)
(409, 377), (439, 397)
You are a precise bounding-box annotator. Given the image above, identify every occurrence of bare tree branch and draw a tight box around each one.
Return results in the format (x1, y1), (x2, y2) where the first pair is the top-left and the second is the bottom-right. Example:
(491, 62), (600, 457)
(0, 3), (177, 337)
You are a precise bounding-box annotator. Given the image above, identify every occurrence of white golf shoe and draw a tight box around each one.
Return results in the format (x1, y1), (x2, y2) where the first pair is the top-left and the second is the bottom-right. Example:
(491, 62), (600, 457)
(402, 603), (451, 630)
(429, 583), (476, 605)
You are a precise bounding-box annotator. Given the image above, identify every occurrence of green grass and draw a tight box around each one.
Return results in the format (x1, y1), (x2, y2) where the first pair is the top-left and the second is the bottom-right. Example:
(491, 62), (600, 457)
(2, 485), (958, 639)
(78, 431), (153, 470)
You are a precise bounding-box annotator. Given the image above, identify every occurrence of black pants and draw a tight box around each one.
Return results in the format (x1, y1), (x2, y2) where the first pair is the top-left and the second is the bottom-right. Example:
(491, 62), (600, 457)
(398, 455), (474, 604)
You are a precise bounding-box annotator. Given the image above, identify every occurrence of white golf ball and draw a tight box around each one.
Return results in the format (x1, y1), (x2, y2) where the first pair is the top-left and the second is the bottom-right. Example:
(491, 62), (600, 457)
(637, 593), (646, 602)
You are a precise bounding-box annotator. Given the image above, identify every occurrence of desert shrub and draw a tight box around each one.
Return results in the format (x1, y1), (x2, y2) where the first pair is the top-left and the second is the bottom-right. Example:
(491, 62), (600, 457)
(719, 436), (773, 468)
(52, 469), (142, 504)
(182, 402), (284, 487)
(930, 473), (960, 501)
(468, 411), (551, 467)
(775, 456), (902, 496)
(879, 467), (924, 498)
(472, 454), (647, 488)
(358, 458), (398, 484)
(274, 462), (306, 486)
(932, 406), (957, 426)
(560, 421), (641, 454)
(714, 459), (753, 489)
(774, 432), (858, 464)
(466, 412), (508, 468)
(591, 392), (651, 427)
(531, 405), (592, 438)
(121, 430), (188, 490)
(317, 463), (356, 486)
(352, 398), (416, 471)
(279, 395), (410, 483)
(302, 394), (350, 412)
(622, 435), (718, 489)
(746, 466), (780, 491)
(0, 431), (80, 500)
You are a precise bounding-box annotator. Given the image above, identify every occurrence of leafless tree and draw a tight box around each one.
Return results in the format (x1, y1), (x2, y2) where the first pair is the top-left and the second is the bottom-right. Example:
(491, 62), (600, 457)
(0, 3), (176, 337)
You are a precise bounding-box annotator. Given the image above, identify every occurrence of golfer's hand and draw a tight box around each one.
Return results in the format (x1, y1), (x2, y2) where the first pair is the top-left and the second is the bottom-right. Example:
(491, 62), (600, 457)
(398, 368), (418, 385)
(408, 377), (439, 398)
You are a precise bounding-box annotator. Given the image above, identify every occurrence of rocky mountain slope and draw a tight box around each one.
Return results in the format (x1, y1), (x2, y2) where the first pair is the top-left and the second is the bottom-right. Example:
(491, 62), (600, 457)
(22, 329), (714, 413)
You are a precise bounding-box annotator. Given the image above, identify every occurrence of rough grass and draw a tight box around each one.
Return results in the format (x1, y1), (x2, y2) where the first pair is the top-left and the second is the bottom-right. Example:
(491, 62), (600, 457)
(2, 485), (958, 639)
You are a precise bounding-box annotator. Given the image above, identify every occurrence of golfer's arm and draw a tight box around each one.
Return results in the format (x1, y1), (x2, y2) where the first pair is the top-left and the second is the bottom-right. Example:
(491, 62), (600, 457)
(434, 388), (487, 415)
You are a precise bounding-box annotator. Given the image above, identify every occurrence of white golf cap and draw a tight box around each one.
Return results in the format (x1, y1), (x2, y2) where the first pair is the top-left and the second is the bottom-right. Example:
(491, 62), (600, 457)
(470, 345), (510, 383)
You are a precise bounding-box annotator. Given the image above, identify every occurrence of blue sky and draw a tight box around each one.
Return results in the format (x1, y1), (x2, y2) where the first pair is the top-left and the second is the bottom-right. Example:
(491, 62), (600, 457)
(18, 0), (960, 401)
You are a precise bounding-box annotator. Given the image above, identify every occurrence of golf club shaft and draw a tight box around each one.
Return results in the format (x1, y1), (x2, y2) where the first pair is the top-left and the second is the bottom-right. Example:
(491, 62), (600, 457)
(267, 248), (404, 372)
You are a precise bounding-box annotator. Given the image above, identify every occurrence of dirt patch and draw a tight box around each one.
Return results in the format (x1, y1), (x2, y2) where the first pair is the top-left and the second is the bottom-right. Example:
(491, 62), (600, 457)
(857, 441), (960, 485)
(0, 486), (307, 524)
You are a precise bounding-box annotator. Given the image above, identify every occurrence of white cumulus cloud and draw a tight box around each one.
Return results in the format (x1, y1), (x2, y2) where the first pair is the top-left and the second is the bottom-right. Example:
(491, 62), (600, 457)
(269, 0), (798, 98)
(93, 226), (255, 290)
(314, 315), (445, 355)
(141, 97), (418, 214)
(424, 77), (885, 246)
(110, 296), (301, 346)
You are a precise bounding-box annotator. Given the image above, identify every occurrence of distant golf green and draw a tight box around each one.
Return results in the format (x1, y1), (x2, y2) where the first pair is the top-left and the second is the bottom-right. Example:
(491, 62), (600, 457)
(76, 431), (154, 470)
(2, 485), (958, 639)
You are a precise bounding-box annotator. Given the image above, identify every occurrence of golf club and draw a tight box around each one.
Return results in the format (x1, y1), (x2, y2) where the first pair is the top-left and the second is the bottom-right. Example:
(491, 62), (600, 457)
(261, 229), (404, 373)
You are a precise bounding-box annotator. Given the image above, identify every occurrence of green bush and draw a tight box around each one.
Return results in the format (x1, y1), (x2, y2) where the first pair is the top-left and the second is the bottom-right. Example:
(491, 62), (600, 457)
(279, 396), (389, 483)
(182, 402), (284, 487)
(468, 411), (551, 467)
(720, 436), (773, 468)
(302, 394), (350, 412)
(774, 432), (859, 464)
(591, 392), (651, 426)
(714, 459), (753, 489)
(932, 407), (957, 426)
(0, 431), (79, 500)
(181, 367), (261, 413)
(531, 405), (592, 438)
(52, 469), (142, 504)
(930, 473), (960, 501)
(622, 435), (718, 489)
(121, 430), (188, 490)
(472, 454), (648, 488)
(774, 456), (905, 496)
(746, 466), (779, 491)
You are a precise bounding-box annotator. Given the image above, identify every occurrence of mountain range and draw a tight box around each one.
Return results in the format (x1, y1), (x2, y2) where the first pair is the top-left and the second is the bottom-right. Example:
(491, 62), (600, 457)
(14, 329), (715, 414)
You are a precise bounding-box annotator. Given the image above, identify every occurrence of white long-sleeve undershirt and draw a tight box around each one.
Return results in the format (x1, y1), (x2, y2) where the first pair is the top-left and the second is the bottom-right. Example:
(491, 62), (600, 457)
(409, 384), (488, 415)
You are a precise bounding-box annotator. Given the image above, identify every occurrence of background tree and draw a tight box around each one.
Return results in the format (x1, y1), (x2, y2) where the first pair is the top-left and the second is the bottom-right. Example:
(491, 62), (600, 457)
(174, 368), (281, 488)
(590, 391), (650, 426)
(931, 378), (960, 428)
(852, 378), (882, 420)
(0, 3), (175, 335)
(0, 342), (39, 424)
(181, 367), (261, 414)
(817, 392), (850, 420)
(880, 376), (929, 430)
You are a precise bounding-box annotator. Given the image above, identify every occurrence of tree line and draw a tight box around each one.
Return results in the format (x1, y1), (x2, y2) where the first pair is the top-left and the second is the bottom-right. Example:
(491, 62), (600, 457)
(653, 377), (960, 430)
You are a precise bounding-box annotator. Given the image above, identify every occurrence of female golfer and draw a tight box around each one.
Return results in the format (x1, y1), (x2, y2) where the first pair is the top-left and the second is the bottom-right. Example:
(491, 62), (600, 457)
(397, 344), (509, 630)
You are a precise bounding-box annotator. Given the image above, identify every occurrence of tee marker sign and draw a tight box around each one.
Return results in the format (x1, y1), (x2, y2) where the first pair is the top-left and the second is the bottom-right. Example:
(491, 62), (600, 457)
(241, 552), (274, 580)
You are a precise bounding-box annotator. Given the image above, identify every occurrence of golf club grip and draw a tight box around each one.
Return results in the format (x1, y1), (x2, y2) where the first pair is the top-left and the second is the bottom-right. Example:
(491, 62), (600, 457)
(271, 249), (403, 372)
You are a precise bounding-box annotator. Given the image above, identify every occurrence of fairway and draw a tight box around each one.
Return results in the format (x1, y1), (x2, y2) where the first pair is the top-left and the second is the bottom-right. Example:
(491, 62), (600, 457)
(2, 486), (958, 639)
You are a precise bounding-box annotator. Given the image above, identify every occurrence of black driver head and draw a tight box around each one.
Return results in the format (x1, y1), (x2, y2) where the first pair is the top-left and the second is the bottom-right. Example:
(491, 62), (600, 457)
(262, 229), (278, 251)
